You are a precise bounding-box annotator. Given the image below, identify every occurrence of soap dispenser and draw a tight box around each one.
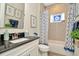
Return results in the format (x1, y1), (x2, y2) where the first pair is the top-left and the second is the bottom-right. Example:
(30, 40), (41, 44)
(4, 30), (9, 48)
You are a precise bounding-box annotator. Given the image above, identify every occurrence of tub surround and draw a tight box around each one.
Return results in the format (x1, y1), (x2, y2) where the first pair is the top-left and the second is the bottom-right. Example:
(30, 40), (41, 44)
(48, 40), (74, 56)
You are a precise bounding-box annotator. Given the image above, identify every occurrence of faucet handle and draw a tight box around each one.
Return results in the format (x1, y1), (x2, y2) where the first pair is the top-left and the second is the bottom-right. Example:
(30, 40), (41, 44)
(33, 32), (38, 36)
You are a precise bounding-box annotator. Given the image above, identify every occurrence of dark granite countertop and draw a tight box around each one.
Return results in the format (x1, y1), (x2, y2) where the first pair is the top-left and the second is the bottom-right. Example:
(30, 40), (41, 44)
(0, 36), (40, 54)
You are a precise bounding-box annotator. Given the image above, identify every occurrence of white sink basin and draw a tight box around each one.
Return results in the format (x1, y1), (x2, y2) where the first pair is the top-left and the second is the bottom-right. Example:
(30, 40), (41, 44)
(10, 38), (29, 43)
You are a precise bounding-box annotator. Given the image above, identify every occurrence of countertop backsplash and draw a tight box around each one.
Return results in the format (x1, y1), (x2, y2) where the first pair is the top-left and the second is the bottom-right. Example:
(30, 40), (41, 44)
(0, 34), (4, 46)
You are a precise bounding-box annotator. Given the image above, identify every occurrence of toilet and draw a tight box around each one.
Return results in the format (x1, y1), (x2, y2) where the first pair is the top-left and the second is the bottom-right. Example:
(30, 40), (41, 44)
(39, 44), (49, 56)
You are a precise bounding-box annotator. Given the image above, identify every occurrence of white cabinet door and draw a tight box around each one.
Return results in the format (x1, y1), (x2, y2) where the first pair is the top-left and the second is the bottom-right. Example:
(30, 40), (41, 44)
(18, 40), (39, 56)
(26, 46), (38, 56)
(18, 51), (27, 56)
(20, 45), (38, 56)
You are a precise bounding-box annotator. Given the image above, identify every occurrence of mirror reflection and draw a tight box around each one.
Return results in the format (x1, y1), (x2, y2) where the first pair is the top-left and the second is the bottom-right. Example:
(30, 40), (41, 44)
(0, 3), (25, 29)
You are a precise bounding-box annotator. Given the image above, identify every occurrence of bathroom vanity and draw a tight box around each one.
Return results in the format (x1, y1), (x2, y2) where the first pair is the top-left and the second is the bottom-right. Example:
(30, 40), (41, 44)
(0, 32), (40, 56)
(0, 38), (39, 56)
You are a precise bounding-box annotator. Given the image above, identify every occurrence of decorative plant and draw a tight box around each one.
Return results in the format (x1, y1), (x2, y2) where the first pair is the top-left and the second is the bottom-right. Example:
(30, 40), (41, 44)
(71, 29), (79, 40)
(5, 23), (12, 28)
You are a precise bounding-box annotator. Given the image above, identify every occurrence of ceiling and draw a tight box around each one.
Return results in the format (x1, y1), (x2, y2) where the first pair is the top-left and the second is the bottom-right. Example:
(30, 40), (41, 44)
(43, 3), (54, 6)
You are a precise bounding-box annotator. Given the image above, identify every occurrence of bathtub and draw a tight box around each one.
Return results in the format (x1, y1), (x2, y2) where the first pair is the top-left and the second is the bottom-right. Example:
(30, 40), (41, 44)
(48, 40), (74, 56)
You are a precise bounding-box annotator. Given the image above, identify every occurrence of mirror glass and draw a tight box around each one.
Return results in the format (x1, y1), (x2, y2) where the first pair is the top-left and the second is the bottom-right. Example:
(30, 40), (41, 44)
(0, 3), (25, 29)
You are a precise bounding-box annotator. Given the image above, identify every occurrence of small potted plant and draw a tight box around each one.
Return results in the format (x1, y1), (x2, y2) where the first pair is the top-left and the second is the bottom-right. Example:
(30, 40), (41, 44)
(71, 29), (79, 47)
(5, 23), (12, 28)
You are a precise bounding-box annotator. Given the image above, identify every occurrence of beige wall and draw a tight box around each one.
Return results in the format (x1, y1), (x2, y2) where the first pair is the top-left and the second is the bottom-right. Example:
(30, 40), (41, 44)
(24, 3), (41, 36)
(0, 4), (5, 28)
(40, 3), (46, 14)
(47, 4), (69, 41)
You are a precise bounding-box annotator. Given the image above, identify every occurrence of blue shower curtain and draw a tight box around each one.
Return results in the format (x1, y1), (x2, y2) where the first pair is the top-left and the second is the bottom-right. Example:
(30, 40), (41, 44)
(40, 10), (48, 45)
(64, 3), (76, 53)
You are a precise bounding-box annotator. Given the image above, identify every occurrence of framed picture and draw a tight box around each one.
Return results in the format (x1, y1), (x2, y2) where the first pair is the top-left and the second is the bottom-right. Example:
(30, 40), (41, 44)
(6, 4), (15, 16)
(15, 9), (21, 18)
(30, 15), (37, 28)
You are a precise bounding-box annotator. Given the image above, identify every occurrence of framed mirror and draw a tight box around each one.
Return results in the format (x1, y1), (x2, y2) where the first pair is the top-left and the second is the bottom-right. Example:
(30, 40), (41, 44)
(0, 3), (25, 29)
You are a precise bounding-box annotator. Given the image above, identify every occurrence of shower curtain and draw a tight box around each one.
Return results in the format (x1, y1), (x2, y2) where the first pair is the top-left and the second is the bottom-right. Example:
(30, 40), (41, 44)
(64, 3), (76, 53)
(40, 4), (76, 53)
(40, 10), (48, 45)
